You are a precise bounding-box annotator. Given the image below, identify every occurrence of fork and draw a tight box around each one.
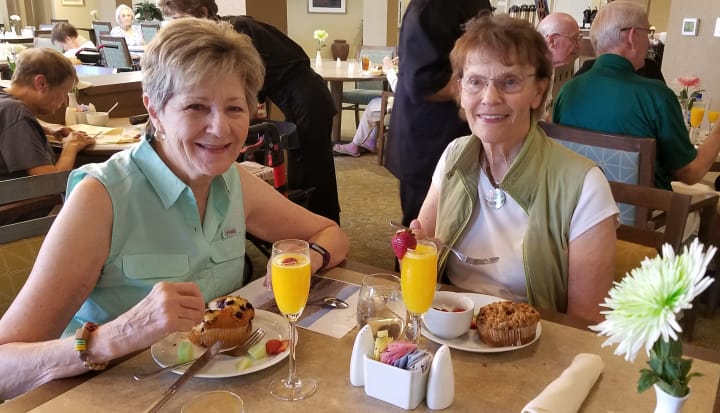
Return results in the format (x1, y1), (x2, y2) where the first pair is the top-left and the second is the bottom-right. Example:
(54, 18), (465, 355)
(389, 221), (499, 265)
(133, 328), (266, 380)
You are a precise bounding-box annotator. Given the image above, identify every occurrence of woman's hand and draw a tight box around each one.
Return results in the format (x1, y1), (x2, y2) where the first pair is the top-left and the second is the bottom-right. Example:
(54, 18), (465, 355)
(112, 282), (206, 349)
(62, 131), (95, 152)
(408, 219), (429, 240)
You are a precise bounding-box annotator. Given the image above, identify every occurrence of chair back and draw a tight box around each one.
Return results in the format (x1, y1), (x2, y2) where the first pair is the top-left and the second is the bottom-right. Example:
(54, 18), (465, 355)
(91, 21), (112, 45)
(538, 121), (656, 226)
(0, 171), (70, 315)
(140, 22), (160, 44)
(34, 36), (62, 52)
(50, 19), (69, 25)
(99, 35), (133, 70)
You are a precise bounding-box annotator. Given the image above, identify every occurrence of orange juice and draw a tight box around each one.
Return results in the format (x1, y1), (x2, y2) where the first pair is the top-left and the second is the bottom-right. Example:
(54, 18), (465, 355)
(690, 107), (705, 128)
(708, 111), (719, 124)
(400, 242), (437, 314)
(271, 253), (311, 315)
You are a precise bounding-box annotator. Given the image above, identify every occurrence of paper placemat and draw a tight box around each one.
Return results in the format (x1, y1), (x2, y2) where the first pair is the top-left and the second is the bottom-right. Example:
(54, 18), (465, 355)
(232, 275), (359, 339)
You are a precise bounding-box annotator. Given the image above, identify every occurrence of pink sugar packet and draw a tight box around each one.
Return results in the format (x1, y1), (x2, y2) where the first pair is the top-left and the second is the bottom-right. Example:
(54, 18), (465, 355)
(380, 341), (417, 365)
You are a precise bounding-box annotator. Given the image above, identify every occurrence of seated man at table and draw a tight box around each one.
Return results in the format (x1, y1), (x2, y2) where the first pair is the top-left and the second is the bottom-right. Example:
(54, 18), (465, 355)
(553, 1), (720, 193)
(51, 23), (96, 59)
(0, 48), (94, 223)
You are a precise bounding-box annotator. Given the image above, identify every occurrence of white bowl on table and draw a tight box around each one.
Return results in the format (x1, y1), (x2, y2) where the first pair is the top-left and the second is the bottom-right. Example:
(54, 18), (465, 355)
(85, 111), (109, 127)
(423, 291), (474, 339)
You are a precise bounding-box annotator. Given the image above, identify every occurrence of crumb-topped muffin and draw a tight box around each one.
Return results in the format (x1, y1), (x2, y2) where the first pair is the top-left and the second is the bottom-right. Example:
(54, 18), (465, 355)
(188, 295), (255, 347)
(476, 301), (540, 347)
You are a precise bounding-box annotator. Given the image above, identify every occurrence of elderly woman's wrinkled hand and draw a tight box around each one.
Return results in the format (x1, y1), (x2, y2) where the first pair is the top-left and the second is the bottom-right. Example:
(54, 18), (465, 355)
(122, 282), (206, 344)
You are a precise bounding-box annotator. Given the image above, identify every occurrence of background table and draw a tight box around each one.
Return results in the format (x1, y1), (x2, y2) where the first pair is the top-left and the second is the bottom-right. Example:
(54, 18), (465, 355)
(313, 60), (386, 143)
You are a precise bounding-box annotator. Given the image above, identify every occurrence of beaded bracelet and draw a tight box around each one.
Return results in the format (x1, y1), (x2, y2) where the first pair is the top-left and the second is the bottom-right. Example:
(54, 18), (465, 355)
(74, 321), (108, 371)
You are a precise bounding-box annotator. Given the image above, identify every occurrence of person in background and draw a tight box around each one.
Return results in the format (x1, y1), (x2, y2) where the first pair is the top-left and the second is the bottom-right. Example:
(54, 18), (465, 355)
(159, 0), (341, 224)
(535, 12), (581, 119)
(412, 14), (618, 323)
(553, 0), (720, 192)
(384, 0), (492, 228)
(0, 48), (93, 180)
(0, 18), (348, 400)
(333, 57), (397, 157)
(51, 23), (96, 58)
(110, 4), (144, 47)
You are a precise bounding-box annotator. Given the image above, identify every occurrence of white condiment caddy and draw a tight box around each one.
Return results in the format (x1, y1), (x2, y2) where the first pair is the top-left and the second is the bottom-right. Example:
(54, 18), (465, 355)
(349, 324), (454, 410)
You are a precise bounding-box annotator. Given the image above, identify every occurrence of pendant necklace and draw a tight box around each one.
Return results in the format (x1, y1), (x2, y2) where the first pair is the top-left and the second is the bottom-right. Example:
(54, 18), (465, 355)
(483, 155), (506, 209)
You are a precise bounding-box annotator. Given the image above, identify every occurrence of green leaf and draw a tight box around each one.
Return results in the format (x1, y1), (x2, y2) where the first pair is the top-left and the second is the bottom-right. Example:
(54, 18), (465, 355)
(638, 369), (658, 393)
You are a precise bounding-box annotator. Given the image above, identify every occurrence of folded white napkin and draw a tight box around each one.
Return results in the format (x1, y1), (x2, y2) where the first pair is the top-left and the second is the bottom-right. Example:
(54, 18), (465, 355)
(522, 353), (604, 413)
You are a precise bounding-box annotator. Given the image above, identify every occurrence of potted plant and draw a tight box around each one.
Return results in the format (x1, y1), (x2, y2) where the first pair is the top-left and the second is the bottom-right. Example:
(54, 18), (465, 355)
(133, 1), (164, 21)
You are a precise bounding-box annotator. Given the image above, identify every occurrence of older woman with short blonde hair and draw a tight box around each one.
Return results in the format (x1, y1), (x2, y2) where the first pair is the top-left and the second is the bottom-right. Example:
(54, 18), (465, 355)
(110, 4), (143, 46)
(0, 18), (348, 400)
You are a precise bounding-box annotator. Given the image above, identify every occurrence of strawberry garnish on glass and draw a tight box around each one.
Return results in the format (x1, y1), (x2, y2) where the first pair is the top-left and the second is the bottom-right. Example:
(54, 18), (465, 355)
(392, 229), (417, 260)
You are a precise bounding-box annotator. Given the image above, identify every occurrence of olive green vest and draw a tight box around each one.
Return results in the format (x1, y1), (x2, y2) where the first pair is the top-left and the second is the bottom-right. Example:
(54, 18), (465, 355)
(435, 123), (594, 312)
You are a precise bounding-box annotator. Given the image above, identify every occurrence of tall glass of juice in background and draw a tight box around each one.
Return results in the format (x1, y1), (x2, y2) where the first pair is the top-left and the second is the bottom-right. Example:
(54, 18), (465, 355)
(690, 101), (705, 144)
(400, 240), (437, 346)
(269, 239), (316, 400)
(708, 98), (719, 132)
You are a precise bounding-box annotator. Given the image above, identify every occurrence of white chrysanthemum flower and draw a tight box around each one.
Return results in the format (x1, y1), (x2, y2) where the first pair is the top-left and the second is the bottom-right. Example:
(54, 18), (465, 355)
(10, 15), (20, 22)
(313, 29), (328, 42)
(589, 239), (715, 362)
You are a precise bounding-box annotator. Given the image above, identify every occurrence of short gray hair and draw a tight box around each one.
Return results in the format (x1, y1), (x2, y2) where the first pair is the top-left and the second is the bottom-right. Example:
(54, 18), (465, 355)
(12, 48), (77, 88)
(141, 17), (264, 113)
(115, 4), (134, 26)
(590, 1), (647, 54)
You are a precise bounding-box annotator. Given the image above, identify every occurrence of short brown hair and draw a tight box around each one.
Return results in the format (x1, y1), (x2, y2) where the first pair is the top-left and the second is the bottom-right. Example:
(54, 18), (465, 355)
(159, 0), (218, 18)
(450, 14), (553, 118)
(11, 48), (78, 88)
(50, 22), (79, 44)
(141, 17), (264, 112)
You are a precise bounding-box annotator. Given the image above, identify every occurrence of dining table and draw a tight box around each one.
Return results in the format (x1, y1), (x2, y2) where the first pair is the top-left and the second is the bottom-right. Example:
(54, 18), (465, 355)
(313, 59), (387, 143)
(3, 261), (719, 412)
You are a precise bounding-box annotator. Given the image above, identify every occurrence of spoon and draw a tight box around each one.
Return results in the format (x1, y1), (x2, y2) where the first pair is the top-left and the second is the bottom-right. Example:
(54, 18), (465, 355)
(106, 101), (119, 115)
(310, 296), (349, 309)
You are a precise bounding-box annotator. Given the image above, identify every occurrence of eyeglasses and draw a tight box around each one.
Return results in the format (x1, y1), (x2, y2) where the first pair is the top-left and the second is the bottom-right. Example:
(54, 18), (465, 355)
(552, 32), (582, 43)
(460, 73), (537, 95)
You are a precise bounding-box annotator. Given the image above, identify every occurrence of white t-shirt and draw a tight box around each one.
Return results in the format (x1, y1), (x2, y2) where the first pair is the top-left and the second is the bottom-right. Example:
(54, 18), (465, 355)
(431, 138), (619, 301)
(63, 40), (96, 58)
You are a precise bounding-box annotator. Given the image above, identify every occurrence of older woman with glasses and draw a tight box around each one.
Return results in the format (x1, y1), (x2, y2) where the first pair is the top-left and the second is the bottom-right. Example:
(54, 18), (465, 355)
(411, 14), (618, 323)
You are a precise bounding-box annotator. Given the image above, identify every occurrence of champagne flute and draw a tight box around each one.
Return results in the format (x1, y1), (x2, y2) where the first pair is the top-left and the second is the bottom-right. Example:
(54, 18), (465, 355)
(708, 98), (719, 133)
(689, 100), (705, 145)
(400, 240), (438, 346)
(269, 239), (316, 400)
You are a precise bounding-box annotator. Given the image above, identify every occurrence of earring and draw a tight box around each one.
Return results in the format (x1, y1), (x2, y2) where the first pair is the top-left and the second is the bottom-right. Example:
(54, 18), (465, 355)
(153, 129), (166, 141)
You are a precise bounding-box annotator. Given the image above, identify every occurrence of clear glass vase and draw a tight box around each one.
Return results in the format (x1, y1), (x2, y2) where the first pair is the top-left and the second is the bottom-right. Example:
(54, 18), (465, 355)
(678, 98), (690, 129)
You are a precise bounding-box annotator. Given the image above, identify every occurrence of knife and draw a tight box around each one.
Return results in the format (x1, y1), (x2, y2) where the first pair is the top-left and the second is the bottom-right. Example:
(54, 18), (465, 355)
(146, 340), (223, 413)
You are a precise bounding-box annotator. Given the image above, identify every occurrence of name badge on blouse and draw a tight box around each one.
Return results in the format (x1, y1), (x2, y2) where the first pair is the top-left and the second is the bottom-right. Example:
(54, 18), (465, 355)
(222, 227), (239, 239)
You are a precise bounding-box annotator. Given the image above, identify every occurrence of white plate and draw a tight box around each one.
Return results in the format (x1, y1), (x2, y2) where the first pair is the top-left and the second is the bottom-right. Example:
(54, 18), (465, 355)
(151, 310), (290, 378)
(421, 293), (542, 353)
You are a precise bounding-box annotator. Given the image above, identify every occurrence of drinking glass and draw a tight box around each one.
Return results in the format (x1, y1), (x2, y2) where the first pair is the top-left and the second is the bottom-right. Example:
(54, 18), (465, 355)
(357, 273), (407, 339)
(361, 55), (370, 71)
(400, 240), (438, 346)
(708, 98), (719, 132)
(269, 239), (316, 400)
(689, 101), (705, 144)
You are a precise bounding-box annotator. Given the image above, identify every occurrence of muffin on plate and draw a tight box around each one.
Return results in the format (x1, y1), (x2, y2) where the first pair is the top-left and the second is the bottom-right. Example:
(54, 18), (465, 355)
(188, 295), (255, 347)
(476, 301), (540, 347)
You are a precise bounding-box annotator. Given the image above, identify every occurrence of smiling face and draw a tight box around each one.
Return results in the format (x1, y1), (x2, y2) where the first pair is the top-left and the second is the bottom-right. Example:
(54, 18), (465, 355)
(145, 73), (250, 184)
(459, 51), (547, 145)
(119, 9), (134, 29)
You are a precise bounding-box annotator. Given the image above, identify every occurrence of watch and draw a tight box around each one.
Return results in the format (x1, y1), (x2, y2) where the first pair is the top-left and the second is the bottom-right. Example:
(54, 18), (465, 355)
(309, 242), (331, 271)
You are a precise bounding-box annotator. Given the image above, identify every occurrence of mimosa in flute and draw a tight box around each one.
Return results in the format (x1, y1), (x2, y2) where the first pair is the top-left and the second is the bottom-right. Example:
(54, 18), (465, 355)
(400, 240), (437, 345)
(269, 239), (316, 400)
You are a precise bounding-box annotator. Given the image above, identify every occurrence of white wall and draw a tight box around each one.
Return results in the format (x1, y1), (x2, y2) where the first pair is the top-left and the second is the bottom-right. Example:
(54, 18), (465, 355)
(363, 0), (387, 46)
(217, 0), (246, 15)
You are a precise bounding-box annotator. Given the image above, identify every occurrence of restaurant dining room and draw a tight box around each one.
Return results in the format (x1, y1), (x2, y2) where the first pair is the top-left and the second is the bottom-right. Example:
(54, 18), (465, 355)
(1, 0), (720, 412)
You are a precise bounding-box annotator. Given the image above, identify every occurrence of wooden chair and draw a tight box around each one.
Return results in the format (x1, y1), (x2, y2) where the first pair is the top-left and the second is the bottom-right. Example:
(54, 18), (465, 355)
(608, 181), (708, 340)
(91, 21), (112, 46)
(376, 91), (394, 166)
(140, 22), (161, 44)
(98, 35), (135, 71)
(538, 121), (656, 226)
(0, 171), (70, 316)
(341, 45), (396, 127)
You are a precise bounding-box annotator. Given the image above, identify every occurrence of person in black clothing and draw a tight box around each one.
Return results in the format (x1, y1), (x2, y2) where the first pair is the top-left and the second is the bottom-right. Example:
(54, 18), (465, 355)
(384, 0), (493, 227)
(159, 0), (341, 224)
(575, 57), (665, 83)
